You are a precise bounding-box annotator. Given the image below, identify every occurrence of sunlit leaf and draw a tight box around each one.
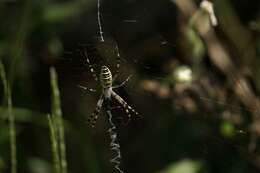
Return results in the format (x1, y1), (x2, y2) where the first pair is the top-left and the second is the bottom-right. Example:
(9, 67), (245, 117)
(158, 159), (203, 173)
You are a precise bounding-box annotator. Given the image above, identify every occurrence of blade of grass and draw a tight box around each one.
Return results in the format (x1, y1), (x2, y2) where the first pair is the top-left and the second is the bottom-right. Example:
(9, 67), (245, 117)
(0, 61), (16, 173)
(50, 67), (67, 173)
(8, 0), (31, 87)
(47, 114), (61, 173)
(0, 61), (7, 102)
(7, 87), (16, 173)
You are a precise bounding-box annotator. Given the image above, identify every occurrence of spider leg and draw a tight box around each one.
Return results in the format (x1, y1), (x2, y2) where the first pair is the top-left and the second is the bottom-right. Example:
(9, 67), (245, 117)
(112, 75), (132, 89)
(114, 43), (121, 75)
(78, 85), (97, 93)
(111, 90), (139, 120)
(87, 94), (104, 127)
(79, 48), (98, 81)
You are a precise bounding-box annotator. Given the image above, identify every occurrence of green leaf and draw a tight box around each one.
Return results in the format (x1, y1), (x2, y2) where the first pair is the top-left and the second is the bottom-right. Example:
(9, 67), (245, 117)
(158, 159), (203, 173)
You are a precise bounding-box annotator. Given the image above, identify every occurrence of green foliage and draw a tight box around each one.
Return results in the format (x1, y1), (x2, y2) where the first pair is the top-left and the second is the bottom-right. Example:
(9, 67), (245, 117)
(220, 121), (235, 138)
(43, 1), (84, 23)
(49, 67), (67, 173)
(0, 61), (16, 173)
(47, 114), (61, 173)
(0, 107), (45, 124)
(158, 160), (203, 173)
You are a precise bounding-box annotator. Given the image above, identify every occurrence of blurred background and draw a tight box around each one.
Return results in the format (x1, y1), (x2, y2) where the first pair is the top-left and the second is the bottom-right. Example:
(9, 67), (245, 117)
(0, 0), (260, 173)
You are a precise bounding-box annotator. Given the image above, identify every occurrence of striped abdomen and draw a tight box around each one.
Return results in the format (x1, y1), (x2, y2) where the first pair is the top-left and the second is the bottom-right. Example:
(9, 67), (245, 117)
(100, 65), (112, 89)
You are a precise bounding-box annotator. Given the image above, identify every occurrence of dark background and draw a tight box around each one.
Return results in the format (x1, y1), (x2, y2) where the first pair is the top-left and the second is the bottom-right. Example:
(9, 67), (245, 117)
(0, 0), (260, 173)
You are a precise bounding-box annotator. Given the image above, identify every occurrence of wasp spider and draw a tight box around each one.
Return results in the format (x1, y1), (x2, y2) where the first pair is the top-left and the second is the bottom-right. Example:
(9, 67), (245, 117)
(79, 49), (139, 128)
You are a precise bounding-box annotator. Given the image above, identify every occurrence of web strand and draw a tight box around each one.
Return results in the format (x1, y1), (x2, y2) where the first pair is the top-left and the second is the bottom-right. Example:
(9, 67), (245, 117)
(97, 0), (104, 42)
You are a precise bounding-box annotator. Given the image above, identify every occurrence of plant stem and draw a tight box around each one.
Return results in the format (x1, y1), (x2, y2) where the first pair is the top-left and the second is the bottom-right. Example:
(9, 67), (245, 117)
(0, 61), (16, 173)
(50, 67), (67, 173)
(47, 114), (61, 173)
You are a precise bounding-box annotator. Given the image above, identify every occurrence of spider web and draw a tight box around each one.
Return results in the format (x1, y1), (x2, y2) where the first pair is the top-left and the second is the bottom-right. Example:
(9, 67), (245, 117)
(79, 0), (260, 172)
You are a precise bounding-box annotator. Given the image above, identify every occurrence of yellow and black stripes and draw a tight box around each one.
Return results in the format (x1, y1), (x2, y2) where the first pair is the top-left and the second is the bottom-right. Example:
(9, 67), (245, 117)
(83, 65), (139, 128)
(100, 65), (113, 89)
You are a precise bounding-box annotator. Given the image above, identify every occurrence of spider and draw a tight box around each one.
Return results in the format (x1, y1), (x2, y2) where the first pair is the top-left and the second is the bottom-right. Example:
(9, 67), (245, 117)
(78, 47), (139, 128)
